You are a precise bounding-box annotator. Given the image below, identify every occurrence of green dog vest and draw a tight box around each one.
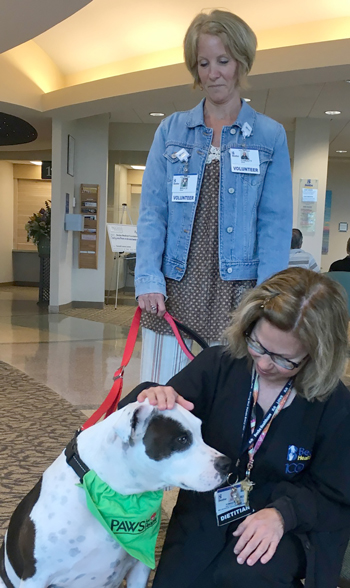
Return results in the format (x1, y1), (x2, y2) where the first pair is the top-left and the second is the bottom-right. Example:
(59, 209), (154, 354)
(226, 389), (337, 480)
(81, 470), (163, 568)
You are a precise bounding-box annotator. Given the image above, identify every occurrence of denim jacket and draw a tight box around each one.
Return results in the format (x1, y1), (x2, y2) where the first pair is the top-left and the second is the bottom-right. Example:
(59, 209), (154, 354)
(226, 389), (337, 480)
(135, 99), (292, 298)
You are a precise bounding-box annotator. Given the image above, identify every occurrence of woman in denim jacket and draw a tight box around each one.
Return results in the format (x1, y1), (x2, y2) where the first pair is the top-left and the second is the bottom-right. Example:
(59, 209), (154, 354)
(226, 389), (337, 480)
(136, 10), (293, 383)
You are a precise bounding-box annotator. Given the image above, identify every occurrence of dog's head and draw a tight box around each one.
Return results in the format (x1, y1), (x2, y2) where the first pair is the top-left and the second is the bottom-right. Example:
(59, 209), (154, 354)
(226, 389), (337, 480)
(101, 400), (231, 493)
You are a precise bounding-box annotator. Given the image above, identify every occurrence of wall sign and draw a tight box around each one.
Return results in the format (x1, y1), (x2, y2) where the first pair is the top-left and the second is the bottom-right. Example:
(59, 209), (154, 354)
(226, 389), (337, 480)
(41, 161), (52, 180)
(322, 190), (332, 255)
(298, 179), (318, 236)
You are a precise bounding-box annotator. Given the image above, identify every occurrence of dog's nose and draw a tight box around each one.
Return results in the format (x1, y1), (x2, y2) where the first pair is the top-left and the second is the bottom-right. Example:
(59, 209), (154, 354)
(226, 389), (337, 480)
(214, 455), (232, 476)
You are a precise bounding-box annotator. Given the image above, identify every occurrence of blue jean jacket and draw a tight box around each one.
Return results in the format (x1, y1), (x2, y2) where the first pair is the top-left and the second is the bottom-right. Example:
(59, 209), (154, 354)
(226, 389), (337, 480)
(135, 99), (292, 298)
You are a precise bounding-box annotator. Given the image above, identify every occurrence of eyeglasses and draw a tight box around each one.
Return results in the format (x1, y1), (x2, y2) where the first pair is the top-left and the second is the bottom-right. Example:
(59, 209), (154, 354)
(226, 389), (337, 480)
(245, 335), (308, 370)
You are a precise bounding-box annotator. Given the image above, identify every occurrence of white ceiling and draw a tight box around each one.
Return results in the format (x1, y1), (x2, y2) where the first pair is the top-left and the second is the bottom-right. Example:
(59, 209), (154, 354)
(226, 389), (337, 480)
(2, 77), (350, 158)
(103, 76), (350, 156)
(0, 0), (92, 54)
(34, 0), (350, 75)
(0, 0), (350, 159)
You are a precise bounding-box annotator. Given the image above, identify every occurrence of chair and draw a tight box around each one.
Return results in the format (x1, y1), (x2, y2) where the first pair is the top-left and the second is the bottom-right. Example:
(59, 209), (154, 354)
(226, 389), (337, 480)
(322, 272), (350, 317)
(339, 539), (350, 587)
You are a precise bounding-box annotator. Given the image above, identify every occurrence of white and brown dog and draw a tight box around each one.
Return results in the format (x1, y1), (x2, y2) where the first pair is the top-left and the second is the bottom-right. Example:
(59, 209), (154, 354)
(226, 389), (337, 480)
(0, 400), (231, 588)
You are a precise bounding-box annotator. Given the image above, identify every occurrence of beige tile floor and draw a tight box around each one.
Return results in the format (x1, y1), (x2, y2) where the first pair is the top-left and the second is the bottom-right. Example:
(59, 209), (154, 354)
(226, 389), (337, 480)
(0, 286), (142, 411)
(1, 285), (349, 407)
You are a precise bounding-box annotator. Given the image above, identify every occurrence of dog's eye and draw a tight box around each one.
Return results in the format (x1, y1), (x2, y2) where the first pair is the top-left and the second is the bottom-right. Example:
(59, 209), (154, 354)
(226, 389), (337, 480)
(176, 434), (189, 445)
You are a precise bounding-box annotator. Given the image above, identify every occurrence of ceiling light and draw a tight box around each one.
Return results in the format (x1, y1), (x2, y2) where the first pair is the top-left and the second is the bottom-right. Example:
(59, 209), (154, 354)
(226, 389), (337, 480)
(131, 165), (146, 170)
(30, 161), (42, 165)
(336, 150), (348, 153)
(346, 80), (350, 83)
(243, 98), (251, 102)
(149, 112), (165, 117)
(324, 110), (341, 115)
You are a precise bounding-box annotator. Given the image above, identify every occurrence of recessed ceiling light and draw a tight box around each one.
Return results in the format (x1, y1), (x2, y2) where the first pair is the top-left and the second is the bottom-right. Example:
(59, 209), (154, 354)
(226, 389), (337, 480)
(149, 112), (165, 117)
(346, 80), (350, 83)
(30, 161), (42, 165)
(324, 110), (341, 115)
(336, 150), (348, 153)
(243, 98), (251, 102)
(130, 165), (146, 170)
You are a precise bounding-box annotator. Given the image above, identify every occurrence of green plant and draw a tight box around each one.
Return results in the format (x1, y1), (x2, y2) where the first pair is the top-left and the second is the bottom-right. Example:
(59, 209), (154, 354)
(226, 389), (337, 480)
(25, 200), (51, 245)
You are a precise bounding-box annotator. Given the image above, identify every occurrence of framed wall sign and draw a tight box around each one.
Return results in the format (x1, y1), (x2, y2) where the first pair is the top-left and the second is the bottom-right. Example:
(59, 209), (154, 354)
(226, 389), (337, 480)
(67, 135), (75, 177)
(298, 179), (318, 236)
(339, 222), (348, 232)
(41, 160), (52, 180)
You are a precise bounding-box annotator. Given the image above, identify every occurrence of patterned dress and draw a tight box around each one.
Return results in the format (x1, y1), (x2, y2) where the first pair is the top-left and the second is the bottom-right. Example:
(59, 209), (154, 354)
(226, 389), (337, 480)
(141, 146), (256, 342)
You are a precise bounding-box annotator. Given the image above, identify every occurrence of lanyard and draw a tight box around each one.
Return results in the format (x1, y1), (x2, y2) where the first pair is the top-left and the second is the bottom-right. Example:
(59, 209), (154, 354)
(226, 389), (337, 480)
(238, 371), (293, 479)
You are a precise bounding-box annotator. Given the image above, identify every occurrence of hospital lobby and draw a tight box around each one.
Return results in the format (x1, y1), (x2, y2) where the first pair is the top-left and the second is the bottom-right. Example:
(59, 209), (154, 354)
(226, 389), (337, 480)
(1, 1), (350, 586)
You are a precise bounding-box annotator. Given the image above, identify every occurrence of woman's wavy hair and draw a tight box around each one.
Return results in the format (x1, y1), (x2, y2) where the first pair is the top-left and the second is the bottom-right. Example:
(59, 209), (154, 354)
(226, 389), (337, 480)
(184, 10), (257, 89)
(225, 268), (349, 401)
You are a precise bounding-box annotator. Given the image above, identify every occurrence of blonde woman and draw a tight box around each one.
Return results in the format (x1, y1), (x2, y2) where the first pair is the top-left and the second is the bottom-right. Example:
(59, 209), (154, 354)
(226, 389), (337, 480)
(135, 10), (293, 384)
(121, 268), (350, 588)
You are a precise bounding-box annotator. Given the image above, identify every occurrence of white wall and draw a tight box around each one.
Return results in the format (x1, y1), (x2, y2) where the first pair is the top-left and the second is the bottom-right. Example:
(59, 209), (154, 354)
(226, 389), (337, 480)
(51, 115), (109, 309)
(292, 118), (330, 267)
(0, 161), (14, 282)
(109, 123), (158, 151)
(321, 159), (350, 271)
(50, 119), (75, 308)
(72, 114), (109, 303)
(105, 164), (128, 292)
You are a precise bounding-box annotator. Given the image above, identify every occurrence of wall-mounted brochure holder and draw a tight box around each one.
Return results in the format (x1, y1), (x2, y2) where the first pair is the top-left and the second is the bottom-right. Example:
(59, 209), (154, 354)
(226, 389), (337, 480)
(79, 184), (99, 269)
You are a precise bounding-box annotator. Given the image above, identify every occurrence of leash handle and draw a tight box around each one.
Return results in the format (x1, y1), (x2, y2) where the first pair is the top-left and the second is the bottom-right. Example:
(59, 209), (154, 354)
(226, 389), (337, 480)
(81, 308), (205, 429)
(171, 316), (209, 352)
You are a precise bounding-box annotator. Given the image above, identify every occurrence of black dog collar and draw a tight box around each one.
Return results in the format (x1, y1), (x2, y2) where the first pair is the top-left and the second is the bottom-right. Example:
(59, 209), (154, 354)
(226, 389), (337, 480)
(65, 430), (90, 483)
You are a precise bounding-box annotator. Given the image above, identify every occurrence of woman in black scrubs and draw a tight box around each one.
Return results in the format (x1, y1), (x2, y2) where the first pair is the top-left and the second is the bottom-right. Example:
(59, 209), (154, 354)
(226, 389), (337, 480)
(120, 267), (350, 588)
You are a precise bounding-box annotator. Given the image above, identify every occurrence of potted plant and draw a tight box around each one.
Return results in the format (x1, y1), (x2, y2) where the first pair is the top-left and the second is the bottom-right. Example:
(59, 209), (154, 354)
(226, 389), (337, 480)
(25, 200), (51, 256)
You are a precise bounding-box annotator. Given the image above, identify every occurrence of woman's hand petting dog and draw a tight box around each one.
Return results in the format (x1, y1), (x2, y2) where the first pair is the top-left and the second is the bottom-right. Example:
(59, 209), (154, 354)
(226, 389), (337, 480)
(233, 508), (284, 566)
(137, 386), (194, 412)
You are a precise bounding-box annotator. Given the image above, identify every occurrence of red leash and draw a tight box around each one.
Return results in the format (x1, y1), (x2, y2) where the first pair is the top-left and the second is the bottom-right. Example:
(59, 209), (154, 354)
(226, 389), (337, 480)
(81, 308), (196, 430)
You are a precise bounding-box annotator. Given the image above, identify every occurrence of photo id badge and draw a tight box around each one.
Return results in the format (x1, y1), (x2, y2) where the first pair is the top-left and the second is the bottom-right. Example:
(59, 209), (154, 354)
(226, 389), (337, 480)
(230, 149), (260, 174)
(172, 174), (198, 202)
(214, 483), (253, 527)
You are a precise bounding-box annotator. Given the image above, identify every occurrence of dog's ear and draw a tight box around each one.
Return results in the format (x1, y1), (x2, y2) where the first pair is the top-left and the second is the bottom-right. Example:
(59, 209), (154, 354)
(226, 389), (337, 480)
(110, 401), (155, 444)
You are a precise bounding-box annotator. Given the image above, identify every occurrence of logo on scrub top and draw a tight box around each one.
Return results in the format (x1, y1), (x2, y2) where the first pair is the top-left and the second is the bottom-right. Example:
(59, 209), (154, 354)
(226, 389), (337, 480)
(285, 445), (312, 474)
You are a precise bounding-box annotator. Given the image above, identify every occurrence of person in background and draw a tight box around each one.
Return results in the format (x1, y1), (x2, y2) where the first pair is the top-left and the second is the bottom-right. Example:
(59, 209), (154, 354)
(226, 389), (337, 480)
(329, 237), (350, 272)
(120, 267), (350, 588)
(135, 9), (293, 384)
(288, 228), (320, 272)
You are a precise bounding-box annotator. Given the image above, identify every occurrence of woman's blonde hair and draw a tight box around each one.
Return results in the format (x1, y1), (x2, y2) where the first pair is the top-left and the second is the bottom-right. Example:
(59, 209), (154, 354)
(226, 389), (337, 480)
(184, 10), (257, 88)
(225, 268), (349, 401)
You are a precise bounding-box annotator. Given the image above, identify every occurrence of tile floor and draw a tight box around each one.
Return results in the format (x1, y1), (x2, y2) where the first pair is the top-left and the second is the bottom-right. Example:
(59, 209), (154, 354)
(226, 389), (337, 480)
(0, 286), (142, 413)
(1, 285), (349, 410)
